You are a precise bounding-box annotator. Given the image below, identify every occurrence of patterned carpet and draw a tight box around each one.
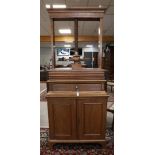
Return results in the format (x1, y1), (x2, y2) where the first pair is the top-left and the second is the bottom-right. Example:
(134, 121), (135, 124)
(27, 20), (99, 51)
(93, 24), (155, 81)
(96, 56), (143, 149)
(40, 128), (114, 155)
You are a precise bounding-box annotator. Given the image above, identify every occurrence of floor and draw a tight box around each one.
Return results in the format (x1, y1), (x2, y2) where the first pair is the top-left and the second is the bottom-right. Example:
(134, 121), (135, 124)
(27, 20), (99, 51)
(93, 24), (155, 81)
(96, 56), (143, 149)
(40, 82), (114, 128)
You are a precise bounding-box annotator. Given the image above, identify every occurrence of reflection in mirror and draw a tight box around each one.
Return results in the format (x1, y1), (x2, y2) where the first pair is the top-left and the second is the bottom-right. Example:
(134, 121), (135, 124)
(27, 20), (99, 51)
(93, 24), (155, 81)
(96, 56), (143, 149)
(53, 20), (102, 68)
(54, 20), (75, 68)
(78, 21), (100, 68)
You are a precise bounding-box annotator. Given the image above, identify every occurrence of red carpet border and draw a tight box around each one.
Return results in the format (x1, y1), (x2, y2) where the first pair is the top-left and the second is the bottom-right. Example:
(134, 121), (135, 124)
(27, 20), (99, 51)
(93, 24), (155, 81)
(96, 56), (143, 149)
(40, 128), (114, 155)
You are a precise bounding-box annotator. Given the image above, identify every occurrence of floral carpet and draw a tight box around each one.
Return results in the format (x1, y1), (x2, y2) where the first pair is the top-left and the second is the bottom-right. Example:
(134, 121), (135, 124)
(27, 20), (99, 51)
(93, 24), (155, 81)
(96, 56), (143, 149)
(40, 128), (114, 155)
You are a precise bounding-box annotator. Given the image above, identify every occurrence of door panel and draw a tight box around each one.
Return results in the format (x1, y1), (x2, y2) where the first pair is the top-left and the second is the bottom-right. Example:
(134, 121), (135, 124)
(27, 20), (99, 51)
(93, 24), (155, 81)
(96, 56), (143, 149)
(48, 98), (76, 140)
(77, 98), (107, 140)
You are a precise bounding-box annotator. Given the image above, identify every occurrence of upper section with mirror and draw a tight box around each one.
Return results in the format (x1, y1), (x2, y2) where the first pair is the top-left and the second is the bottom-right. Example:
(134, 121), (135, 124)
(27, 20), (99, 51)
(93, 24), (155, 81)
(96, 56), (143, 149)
(46, 8), (105, 69)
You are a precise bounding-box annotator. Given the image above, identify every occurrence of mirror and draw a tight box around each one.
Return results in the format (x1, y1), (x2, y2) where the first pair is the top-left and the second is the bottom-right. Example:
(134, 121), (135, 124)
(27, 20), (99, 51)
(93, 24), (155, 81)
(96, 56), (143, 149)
(53, 19), (100, 68)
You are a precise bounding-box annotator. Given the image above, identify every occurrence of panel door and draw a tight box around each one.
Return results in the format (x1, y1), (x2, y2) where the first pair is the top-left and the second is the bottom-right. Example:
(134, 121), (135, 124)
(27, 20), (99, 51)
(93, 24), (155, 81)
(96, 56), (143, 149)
(77, 98), (107, 140)
(48, 98), (77, 140)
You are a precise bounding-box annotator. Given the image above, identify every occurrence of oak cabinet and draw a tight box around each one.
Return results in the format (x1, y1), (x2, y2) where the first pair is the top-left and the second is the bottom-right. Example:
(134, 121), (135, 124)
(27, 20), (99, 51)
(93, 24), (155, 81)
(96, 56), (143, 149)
(46, 91), (108, 146)
(45, 7), (108, 148)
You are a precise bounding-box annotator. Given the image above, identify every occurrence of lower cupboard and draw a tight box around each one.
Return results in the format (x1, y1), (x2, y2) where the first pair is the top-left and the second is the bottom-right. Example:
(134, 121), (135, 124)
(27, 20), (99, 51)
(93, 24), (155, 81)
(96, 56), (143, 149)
(46, 91), (109, 147)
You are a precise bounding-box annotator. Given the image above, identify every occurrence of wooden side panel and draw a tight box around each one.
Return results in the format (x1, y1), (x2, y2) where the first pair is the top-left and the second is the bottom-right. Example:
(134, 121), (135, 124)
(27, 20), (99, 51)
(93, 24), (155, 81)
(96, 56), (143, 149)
(77, 98), (107, 140)
(47, 98), (77, 140)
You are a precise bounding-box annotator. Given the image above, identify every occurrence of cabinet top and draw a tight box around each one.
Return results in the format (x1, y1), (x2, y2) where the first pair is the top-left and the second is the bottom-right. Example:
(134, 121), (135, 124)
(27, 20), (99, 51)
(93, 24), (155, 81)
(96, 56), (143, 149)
(47, 79), (106, 84)
(47, 8), (105, 19)
(46, 91), (109, 98)
(48, 68), (105, 71)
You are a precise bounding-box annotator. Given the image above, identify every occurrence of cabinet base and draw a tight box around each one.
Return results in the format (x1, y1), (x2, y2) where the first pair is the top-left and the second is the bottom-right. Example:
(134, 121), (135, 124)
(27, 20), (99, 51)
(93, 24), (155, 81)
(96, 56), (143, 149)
(48, 139), (106, 148)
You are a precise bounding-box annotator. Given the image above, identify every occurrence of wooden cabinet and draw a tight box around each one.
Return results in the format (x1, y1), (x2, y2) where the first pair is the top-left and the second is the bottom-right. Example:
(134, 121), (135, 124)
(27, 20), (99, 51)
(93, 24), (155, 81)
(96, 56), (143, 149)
(45, 8), (109, 148)
(46, 69), (108, 147)
(46, 91), (109, 146)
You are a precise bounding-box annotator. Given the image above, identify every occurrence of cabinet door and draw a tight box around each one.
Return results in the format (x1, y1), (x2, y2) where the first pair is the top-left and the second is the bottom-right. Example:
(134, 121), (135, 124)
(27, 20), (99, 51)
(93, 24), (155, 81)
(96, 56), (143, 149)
(48, 98), (77, 140)
(77, 98), (107, 140)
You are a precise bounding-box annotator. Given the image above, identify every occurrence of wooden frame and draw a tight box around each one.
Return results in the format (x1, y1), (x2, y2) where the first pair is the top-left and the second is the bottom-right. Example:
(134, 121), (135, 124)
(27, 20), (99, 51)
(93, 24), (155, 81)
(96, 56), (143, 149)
(47, 8), (105, 19)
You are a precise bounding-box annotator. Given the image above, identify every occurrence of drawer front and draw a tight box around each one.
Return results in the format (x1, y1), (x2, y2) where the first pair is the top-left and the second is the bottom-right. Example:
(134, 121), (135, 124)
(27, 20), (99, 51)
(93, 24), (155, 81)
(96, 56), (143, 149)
(78, 84), (102, 91)
(47, 83), (104, 91)
(48, 83), (76, 91)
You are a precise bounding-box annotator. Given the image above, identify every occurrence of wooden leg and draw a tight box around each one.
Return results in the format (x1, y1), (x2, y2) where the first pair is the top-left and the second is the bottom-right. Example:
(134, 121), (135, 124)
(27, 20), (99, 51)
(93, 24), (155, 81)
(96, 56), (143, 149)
(99, 141), (106, 148)
(48, 142), (54, 149)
